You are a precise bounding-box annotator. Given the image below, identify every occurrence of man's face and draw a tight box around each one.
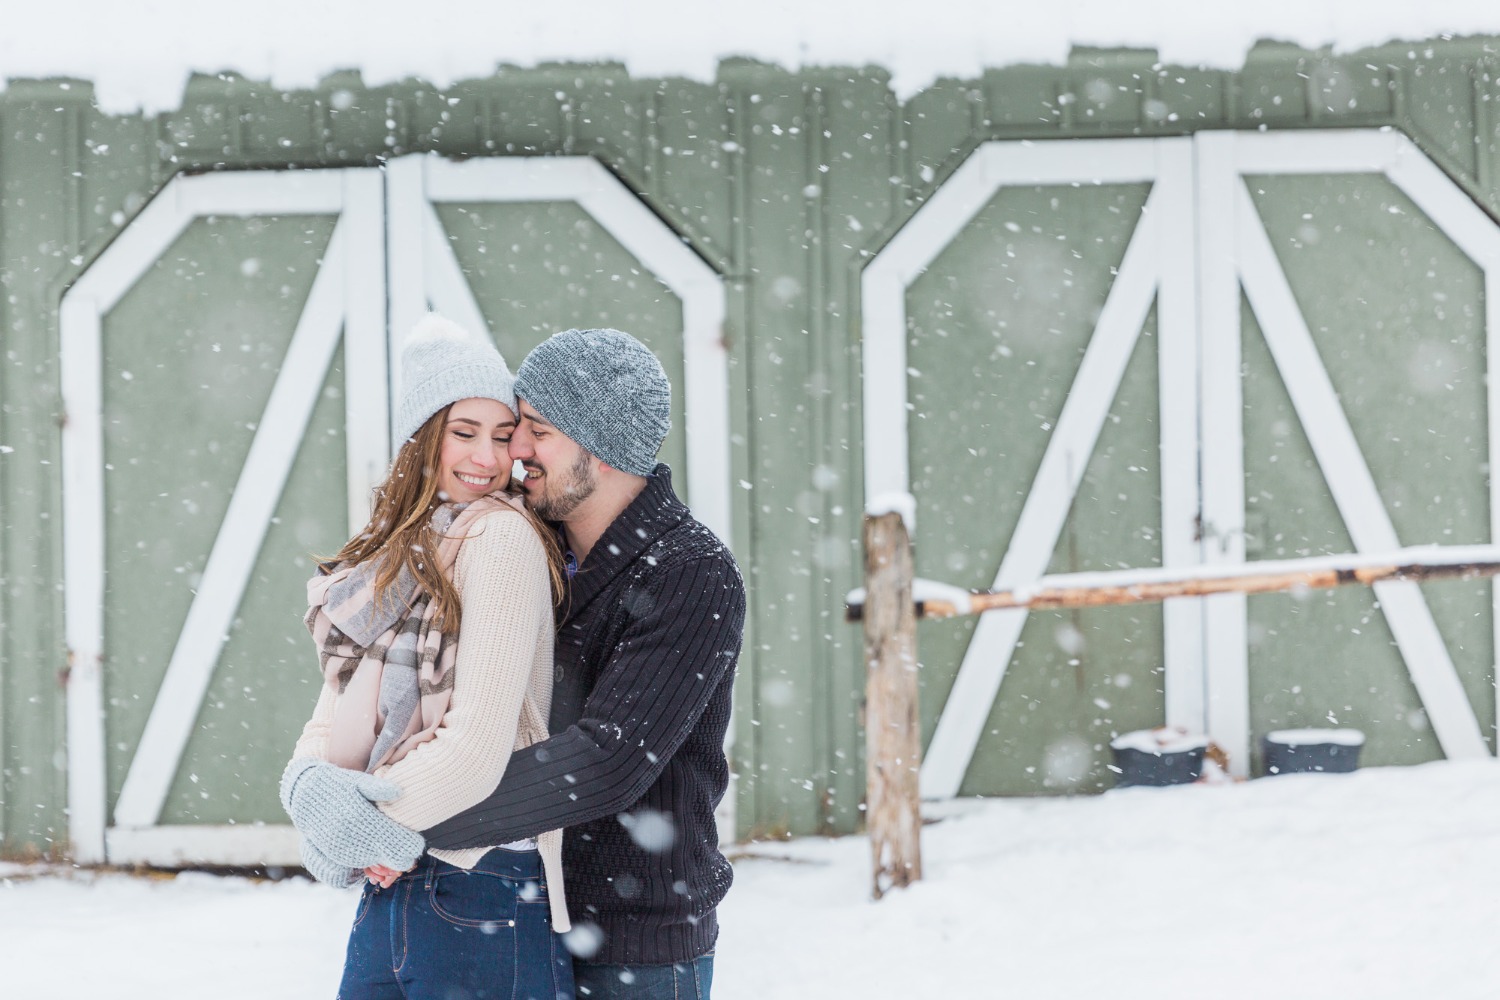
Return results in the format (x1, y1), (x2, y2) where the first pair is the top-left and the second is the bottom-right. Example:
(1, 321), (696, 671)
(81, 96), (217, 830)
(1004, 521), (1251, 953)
(509, 399), (599, 522)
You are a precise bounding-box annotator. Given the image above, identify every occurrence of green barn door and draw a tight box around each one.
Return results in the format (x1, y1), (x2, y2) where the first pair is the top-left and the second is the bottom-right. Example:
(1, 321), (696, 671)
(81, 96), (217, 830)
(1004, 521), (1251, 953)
(863, 138), (1202, 797)
(63, 157), (732, 866)
(63, 158), (732, 869)
(864, 130), (1499, 800)
(1200, 130), (1497, 773)
(62, 169), (388, 865)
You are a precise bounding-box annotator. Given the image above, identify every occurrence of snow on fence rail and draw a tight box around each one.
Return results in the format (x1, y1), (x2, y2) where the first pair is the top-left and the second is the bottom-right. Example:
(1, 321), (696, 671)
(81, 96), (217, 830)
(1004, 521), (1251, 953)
(846, 543), (1500, 621)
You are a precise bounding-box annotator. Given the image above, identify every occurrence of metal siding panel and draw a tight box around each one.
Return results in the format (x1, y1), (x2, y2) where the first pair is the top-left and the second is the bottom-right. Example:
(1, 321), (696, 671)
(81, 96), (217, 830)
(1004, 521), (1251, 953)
(643, 79), (735, 270)
(0, 91), (82, 858)
(904, 80), (986, 193)
(981, 66), (1069, 130)
(736, 78), (822, 836)
(1063, 50), (1155, 130)
(813, 73), (898, 832)
(1151, 66), (1231, 128)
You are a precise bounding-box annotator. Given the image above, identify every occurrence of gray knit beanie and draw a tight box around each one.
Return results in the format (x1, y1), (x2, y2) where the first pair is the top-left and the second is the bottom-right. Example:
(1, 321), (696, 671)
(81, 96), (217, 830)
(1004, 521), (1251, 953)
(394, 313), (515, 444)
(513, 328), (671, 477)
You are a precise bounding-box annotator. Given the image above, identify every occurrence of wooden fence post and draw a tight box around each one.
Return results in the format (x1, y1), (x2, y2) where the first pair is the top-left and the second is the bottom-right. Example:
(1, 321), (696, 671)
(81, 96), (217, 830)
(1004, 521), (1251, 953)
(862, 510), (923, 899)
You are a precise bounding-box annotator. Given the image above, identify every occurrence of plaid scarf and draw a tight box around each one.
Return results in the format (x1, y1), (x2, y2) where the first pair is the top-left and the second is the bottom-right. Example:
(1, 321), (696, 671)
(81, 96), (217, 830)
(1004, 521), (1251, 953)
(305, 493), (523, 773)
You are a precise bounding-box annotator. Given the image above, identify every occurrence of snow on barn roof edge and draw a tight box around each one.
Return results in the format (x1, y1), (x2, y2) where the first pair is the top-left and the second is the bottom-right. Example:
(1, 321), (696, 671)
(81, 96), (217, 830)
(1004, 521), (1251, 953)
(6, 0), (1500, 115)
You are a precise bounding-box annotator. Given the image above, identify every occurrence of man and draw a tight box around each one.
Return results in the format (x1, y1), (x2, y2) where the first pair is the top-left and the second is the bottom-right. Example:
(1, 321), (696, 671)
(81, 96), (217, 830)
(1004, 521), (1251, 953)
(284, 327), (745, 1000)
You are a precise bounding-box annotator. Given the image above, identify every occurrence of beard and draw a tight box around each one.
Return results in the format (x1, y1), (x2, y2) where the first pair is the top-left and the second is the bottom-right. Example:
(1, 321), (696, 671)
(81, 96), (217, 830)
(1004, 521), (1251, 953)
(529, 448), (598, 521)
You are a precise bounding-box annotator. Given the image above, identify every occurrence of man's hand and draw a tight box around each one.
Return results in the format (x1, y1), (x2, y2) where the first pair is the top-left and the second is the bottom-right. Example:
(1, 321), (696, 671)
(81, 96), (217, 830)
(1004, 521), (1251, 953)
(279, 757), (425, 871)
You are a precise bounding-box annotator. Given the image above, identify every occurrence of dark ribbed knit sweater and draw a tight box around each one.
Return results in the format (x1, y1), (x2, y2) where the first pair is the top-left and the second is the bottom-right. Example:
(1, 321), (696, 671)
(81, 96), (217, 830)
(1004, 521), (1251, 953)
(424, 465), (745, 965)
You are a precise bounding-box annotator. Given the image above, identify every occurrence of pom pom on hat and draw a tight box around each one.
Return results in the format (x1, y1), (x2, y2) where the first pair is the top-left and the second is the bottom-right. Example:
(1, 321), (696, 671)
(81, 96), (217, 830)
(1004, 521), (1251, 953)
(394, 313), (515, 444)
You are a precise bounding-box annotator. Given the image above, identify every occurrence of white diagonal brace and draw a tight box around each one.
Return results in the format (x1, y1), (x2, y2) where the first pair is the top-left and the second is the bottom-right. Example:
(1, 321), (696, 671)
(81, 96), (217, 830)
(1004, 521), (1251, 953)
(423, 198), (495, 351)
(919, 179), (1167, 799)
(112, 219), (351, 827)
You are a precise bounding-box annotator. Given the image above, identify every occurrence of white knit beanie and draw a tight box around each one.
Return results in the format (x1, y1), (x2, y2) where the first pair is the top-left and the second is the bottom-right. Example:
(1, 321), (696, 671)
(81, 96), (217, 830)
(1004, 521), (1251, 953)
(394, 314), (515, 444)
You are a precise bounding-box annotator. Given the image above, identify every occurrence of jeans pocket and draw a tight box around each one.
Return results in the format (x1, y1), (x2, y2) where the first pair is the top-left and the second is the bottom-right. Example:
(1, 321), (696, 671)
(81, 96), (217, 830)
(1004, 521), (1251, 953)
(426, 867), (522, 929)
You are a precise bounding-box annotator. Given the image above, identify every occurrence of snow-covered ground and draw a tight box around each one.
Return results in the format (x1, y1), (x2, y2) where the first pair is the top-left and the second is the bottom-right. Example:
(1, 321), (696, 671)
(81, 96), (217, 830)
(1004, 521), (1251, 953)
(7, 759), (1496, 998)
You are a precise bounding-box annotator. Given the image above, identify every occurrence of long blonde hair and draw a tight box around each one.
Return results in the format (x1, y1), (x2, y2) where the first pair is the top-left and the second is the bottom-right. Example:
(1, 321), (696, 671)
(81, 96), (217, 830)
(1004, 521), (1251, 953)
(325, 404), (565, 632)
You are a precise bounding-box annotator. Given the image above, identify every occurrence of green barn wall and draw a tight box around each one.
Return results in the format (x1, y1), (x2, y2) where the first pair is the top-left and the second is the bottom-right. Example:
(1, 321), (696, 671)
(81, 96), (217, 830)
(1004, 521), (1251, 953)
(3, 37), (1500, 857)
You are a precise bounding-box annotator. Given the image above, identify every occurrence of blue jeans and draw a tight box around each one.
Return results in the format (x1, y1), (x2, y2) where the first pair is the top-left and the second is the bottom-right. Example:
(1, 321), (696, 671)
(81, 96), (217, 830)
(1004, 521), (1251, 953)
(338, 849), (575, 1000)
(574, 954), (713, 1000)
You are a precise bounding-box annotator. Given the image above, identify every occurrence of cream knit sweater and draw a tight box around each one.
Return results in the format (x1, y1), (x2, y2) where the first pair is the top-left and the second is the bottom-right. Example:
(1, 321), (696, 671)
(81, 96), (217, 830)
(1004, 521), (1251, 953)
(292, 505), (567, 930)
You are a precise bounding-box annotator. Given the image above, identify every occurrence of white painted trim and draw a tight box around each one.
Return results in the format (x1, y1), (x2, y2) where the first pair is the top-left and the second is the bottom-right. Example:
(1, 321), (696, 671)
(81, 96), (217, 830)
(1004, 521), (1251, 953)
(1229, 128), (1398, 176)
(1388, 151), (1500, 272)
(678, 281), (733, 548)
(68, 173), (343, 309)
(859, 269), (913, 501)
(385, 154), (428, 438)
(919, 176), (1166, 799)
(1154, 138), (1206, 735)
(860, 144), (1007, 500)
(1234, 178), (1489, 760)
(342, 169), (390, 532)
(424, 154), (600, 203)
(69, 197), (194, 308)
(977, 137), (1161, 187)
(173, 170), (345, 219)
(59, 295), (109, 863)
(1195, 131), (1252, 776)
(860, 144), (997, 502)
(1490, 268), (1500, 744)
(105, 824), (303, 868)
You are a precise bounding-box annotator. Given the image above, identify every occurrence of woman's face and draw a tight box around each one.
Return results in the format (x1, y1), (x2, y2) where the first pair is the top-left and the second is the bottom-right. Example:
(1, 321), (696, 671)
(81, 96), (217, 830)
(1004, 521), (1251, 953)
(436, 397), (517, 503)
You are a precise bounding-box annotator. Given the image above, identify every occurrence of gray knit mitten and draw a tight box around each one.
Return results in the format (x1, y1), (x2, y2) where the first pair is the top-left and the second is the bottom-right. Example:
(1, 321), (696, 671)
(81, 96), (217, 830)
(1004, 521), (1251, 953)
(280, 757), (425, 871)
(299, 836), (362, 890)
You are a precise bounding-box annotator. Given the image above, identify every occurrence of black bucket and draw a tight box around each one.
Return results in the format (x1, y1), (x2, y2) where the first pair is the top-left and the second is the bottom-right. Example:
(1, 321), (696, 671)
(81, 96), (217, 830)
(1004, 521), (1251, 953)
(1109, 729), (1209, 787)
(1262, 729), (1365, 775)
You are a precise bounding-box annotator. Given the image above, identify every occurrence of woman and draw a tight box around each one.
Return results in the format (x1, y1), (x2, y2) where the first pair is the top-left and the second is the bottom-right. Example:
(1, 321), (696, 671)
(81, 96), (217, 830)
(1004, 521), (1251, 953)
(281, 314), (572, 1000)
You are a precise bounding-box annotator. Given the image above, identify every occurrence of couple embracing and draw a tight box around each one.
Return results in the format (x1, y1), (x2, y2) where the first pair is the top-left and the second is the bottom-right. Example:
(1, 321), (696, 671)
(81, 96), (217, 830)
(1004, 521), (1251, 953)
(281, 316), (745, 1000)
